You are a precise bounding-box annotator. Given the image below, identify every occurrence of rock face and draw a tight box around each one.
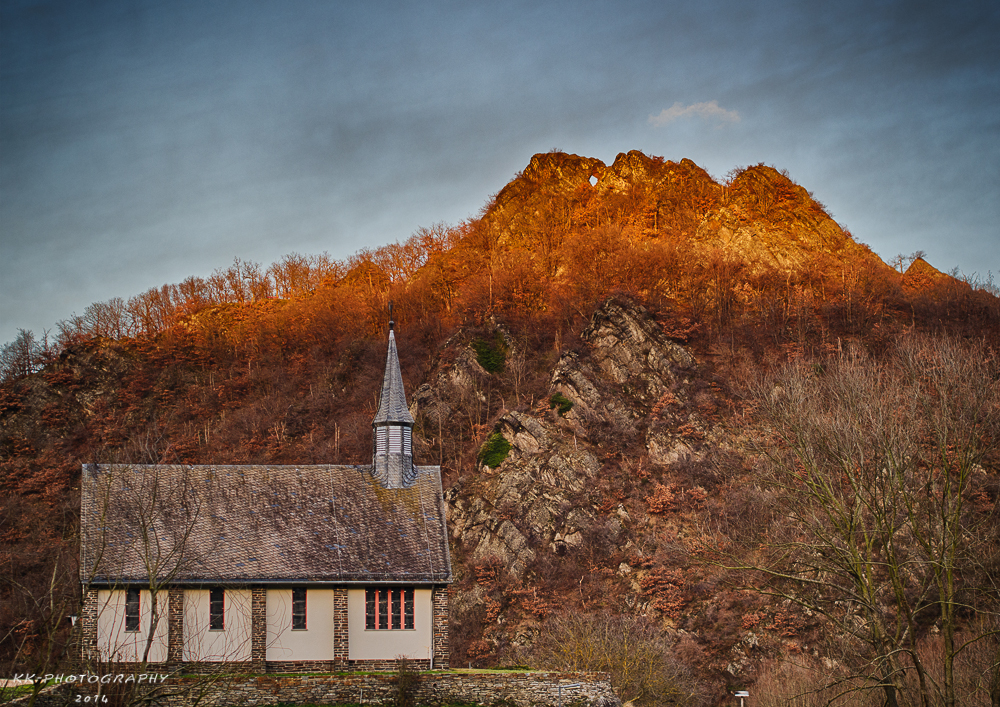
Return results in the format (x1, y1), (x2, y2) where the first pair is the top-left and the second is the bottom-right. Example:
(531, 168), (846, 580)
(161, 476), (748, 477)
(444, 298), (702, 584)
(550, 352), (632, 429)
(446, 409), (604, 578)
(422, 297), (757, 680)
(582, 298), (695, 404)
(483, 150), (888, 277)
(550, 298), (699, 448)
(412, 340), (490, 428)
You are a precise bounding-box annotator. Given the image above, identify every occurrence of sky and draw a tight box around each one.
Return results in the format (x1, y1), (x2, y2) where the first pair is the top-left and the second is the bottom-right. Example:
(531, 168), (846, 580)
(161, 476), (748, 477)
(2, 0), (998, 346)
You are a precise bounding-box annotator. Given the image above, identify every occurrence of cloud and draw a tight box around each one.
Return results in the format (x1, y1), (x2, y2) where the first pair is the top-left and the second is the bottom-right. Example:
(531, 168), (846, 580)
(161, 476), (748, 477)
(648, 101), (740, 127)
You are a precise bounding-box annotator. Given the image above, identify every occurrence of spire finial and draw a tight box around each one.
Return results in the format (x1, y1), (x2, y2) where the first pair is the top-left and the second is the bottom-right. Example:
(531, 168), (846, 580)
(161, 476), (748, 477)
(389, 301), (394, 331)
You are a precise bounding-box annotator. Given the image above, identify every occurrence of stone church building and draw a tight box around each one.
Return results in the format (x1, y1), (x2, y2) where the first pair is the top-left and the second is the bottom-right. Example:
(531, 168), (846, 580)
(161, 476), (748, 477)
(79, 323), (452, 671)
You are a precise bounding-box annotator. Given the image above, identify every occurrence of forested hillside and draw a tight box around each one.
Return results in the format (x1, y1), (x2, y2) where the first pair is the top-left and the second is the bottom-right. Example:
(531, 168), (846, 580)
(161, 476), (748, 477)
(2, 151), (999, 706)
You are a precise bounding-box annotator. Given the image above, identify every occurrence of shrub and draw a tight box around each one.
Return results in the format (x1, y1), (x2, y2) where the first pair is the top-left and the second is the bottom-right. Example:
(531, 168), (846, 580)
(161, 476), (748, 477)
(549, 392), (574, 416)
(394, 656), (416, 707)
(471, 334), (507, 373)
(527, 612), (708, 706)
(479, 432), (511, 469)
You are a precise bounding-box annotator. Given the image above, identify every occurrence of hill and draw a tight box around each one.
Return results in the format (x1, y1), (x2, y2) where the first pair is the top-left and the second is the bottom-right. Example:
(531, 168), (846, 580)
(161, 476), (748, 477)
(2, 151), (999, 706)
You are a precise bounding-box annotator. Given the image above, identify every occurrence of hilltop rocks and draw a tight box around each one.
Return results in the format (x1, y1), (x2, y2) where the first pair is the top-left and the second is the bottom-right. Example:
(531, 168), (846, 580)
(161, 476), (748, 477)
(694, 165), (884, 272)
(905, 256), (947, 280)
(902, 256), (972, 297)
(515, 152), (605, 194)
(483, 150), (891, 281)
(495, 150), (720, 207)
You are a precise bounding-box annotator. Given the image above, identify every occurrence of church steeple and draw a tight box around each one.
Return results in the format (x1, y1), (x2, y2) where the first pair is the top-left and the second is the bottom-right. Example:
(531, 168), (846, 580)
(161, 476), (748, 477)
(371, 308), (416, 488)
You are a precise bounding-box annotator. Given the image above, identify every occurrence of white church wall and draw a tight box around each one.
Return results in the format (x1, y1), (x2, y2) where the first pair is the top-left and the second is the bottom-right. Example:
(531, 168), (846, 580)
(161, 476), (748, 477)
(265, 588), (335, 661)
(96, 589), (169, 663)
(183, 588), (252, 662)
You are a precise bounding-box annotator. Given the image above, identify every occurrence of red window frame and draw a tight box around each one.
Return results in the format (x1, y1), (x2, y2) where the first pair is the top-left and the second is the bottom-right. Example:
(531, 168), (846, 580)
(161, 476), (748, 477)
(365, 588), (414, 630)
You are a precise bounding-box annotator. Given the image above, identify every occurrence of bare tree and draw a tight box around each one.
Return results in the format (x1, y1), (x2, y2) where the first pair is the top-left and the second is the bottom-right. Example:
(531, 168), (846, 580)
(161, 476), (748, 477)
(744, 334), (1000, 707)
(0, 328), (45, 380)
(96, 466), (211, 665)
(0, 502), (80, 707)
(80, 464), (256, 706)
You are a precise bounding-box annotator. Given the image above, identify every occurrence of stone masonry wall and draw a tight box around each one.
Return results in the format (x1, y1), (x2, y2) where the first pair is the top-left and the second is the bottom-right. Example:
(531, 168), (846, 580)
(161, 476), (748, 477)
(167, 588), (184, 664)
(333, 587), (349, 664)
(251, 588), (266, 672)
(33, 671), (620, 707)
(432, 586), (449, 668)
(79, 589), (98, 663)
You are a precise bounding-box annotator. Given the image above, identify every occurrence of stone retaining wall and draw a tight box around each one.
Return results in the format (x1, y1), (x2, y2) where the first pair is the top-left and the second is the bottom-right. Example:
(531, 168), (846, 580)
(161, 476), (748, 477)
(17, 670), (620, 707)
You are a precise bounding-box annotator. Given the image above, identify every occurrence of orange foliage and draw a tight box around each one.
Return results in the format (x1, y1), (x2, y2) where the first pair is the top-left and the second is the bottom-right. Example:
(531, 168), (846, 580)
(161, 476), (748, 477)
(645, 483), (708, 514)
(639, 567), (687, 617)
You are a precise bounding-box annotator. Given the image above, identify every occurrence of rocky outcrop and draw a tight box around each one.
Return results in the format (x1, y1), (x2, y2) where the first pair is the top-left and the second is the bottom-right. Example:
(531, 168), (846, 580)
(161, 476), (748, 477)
(696, 165), (886, 273)
(905, 256), (947, 280)
(550, 351), (632, 428)
(446, 410), (602, 577)
(432, 296), (779, 683)
(646, 433), (697, 467)
(549, 299), (698, 448)
(902, 256), (972, 297)
(411, 343), (489, 428)
(582, 298), (695, 403)
(445, 298), (703, 588)
(492, 150), (720, 211)
(482, 150), (891, 279)
(411, 326), (519, 430)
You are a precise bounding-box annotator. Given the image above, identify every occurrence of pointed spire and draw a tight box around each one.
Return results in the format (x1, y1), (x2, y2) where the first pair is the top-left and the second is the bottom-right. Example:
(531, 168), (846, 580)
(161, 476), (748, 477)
(372, 306), (416, 488)
(372, 326), (414, 426)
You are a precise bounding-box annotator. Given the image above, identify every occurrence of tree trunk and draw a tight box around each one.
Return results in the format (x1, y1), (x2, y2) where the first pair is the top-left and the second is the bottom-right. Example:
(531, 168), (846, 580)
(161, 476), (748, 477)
(880, 670), (900, 707)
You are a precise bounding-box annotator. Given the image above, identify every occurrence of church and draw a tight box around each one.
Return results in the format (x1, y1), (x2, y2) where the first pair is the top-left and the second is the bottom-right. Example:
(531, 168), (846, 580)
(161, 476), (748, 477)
(78, 322), (452, 671)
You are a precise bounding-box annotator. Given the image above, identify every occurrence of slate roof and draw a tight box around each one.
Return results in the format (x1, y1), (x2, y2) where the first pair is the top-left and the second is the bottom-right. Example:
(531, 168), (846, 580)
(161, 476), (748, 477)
(80, 463), (452, 585)
(372, 329), (414, 425)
